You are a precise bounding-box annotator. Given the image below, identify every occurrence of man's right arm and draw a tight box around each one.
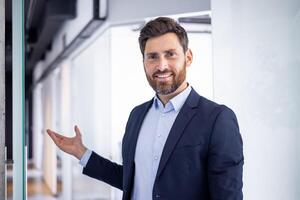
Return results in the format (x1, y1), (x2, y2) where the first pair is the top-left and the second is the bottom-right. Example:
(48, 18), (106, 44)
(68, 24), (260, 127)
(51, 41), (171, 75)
(82, 151), (123, 190)
(47, 126), (124, 190)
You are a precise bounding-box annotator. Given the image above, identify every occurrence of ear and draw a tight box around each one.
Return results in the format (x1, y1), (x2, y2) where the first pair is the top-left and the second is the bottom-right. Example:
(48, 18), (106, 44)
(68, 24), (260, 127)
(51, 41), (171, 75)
(185, 48), (193, 67)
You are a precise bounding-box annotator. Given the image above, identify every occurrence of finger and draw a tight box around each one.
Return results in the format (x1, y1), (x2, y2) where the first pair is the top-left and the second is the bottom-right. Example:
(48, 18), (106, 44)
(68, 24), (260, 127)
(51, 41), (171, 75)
(47, 129), (61, 146)
(47, 129), (68, 142)
(47, 129), (56, 139)
(74, 125), (81, 137)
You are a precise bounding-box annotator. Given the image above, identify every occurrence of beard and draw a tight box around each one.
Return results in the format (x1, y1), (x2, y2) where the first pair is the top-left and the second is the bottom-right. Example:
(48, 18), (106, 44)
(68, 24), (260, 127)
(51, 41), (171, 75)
(145, 64), (186, 95)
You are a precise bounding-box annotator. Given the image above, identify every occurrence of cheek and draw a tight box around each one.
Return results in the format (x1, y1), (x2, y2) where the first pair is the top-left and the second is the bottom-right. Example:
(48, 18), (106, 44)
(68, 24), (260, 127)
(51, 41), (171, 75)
(169, 62), (182, 73)
(176, 59), (186, 70)
(144, 64), (155, 75)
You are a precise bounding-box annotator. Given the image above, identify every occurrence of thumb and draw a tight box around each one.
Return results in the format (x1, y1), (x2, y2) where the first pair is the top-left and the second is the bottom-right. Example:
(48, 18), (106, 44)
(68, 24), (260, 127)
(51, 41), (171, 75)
(74, 125), (82, 137)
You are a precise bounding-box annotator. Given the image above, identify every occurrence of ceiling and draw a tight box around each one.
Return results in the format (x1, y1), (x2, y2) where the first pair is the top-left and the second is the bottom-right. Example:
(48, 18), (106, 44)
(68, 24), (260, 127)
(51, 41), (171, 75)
(5, 0), (76, 75)
(5, 0), (210, 81)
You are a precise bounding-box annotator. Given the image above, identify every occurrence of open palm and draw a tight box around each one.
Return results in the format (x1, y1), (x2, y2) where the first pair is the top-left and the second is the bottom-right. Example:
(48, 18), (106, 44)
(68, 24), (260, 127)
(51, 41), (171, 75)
(47, 125), (87, 160)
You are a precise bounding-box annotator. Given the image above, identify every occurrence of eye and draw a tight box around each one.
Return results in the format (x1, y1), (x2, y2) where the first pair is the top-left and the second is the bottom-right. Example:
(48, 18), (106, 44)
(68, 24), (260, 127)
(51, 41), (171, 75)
(166, 51), (175, 57)
(146, 54), (158, 60)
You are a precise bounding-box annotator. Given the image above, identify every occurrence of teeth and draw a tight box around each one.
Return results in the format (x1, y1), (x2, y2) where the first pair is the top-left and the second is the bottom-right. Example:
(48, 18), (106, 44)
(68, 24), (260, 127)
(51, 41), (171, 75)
(156, 73), (172, 78)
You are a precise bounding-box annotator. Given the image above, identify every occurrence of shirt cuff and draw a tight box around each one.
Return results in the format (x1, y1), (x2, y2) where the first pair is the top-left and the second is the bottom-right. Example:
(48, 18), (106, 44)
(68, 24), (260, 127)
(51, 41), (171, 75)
(79, 149), (92, 168)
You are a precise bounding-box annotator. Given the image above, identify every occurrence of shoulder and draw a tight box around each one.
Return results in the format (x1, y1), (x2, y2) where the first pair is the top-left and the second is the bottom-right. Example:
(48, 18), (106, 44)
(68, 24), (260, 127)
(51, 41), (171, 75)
(190, 89), (237, 121)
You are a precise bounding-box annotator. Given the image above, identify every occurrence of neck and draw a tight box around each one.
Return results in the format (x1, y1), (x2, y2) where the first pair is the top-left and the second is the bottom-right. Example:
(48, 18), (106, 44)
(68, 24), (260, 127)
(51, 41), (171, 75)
(157, 81), (188, 106)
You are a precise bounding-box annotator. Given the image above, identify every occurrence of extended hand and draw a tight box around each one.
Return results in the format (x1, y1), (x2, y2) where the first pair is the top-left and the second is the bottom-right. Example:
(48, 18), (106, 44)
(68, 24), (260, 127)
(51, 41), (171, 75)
(47, 125), (87, 160)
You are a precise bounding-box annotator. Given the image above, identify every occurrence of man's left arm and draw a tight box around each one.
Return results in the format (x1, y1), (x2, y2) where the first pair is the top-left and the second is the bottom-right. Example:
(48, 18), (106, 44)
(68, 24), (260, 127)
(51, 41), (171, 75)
(207, 106), (244, 200)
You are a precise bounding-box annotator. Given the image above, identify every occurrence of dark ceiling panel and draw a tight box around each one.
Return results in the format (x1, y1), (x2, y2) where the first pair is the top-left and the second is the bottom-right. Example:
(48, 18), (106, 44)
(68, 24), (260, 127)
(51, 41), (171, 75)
(26, 0), (77, 72)
(27, 0), (47, 29)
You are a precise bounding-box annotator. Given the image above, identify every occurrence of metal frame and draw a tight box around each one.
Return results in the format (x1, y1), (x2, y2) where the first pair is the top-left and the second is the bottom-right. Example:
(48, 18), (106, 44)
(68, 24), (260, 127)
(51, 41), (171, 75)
(0, 0), (6, 198)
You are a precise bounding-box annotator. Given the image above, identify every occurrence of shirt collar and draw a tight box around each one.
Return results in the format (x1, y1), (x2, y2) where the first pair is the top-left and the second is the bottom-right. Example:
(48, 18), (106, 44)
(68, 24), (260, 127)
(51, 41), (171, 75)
(153, 84), (192, 113)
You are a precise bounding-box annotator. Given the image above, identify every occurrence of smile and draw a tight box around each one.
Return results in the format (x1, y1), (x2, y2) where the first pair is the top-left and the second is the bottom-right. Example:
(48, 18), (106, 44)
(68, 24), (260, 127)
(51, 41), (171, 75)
(154, 73), (173, 80)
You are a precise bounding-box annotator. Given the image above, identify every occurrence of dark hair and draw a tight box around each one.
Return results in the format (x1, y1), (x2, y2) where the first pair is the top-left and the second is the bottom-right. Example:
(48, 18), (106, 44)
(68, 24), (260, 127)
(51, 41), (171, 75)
(138, 17), (189, 55)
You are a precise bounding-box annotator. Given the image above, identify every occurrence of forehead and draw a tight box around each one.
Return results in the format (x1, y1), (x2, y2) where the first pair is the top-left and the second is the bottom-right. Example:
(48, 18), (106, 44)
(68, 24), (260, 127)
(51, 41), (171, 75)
(144, 32), (183, 53)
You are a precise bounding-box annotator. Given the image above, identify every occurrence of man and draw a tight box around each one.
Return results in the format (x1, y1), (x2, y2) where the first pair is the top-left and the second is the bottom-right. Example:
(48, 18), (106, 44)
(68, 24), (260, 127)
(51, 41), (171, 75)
(47, 17), (243, 200)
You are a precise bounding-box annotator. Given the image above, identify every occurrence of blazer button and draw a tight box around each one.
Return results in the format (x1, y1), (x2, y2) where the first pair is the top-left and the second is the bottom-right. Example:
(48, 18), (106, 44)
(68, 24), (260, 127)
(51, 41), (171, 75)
(155, 194), (160, 198)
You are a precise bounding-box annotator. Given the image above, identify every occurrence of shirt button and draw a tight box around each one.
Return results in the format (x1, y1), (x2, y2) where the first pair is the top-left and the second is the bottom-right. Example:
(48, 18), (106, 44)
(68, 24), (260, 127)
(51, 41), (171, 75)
(161, 113), (165, 117)
(158, 134), (161, 137)
(154, 156), (158, 160)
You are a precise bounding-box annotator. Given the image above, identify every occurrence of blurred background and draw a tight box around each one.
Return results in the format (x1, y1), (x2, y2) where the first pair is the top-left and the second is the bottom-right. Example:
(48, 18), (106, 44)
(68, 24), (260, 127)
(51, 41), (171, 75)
(1, 0), (300, 199)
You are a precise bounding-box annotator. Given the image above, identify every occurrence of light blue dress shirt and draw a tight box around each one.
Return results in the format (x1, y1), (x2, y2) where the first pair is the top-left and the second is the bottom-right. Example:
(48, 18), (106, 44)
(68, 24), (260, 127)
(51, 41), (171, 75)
(80, 85), (192, 200)
(79, 148), (92, 167)
(132, 85), (191, 200)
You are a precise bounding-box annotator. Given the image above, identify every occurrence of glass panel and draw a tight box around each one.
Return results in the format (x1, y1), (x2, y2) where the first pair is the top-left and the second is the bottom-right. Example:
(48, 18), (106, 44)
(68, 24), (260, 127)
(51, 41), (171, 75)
(12, 0), (25, 199)
(70, 28), (112, 199)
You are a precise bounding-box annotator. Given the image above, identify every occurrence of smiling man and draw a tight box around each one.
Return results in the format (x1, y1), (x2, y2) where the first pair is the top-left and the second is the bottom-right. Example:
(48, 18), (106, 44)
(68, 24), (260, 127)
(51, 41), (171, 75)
(143, 31), (191, 104)
(47, 17), (244, 200)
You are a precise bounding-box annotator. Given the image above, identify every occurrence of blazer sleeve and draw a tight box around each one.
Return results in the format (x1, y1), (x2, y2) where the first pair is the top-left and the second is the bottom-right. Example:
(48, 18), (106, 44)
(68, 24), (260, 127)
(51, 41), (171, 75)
(207, 106), (244, 200)
(82, 151), (123, 190)
(81, 106), (139, 191)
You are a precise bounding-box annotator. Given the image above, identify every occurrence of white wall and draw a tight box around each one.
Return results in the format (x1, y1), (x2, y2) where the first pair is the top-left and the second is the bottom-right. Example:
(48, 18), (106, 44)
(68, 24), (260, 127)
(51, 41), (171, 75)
(187, 32), (213, 99)
(211, 0), (300, 199)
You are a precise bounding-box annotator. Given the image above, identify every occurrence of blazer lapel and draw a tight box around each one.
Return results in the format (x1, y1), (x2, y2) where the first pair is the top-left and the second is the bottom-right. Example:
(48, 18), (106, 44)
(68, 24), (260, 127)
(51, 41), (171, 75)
(123, 99), (153, 196)
(126, 99), (153, 176)
(155, 89), (200, 179)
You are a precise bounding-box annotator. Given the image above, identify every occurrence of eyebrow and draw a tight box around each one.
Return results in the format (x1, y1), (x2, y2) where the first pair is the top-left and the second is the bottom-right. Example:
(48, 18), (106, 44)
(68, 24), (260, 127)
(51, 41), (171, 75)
(145, 52), (158, 56)
(145, 49), (177, 56)
(164, 49), (177, 52)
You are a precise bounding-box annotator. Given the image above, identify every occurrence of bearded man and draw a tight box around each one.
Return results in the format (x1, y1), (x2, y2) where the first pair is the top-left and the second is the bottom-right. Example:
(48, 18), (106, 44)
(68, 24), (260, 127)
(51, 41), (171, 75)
(48, 17), (244, 200)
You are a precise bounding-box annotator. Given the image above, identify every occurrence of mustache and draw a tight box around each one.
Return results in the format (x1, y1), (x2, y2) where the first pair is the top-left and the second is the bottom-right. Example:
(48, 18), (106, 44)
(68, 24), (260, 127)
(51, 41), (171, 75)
(152, 69), (174, 77)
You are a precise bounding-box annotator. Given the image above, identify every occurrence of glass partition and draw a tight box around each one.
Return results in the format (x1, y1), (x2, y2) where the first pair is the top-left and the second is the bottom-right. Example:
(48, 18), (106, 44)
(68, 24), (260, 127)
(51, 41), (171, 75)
(12, 0), (26, 199)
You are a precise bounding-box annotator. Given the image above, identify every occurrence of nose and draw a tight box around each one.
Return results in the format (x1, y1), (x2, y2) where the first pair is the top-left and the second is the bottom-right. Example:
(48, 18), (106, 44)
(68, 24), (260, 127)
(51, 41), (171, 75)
(156, 57), (168, 71)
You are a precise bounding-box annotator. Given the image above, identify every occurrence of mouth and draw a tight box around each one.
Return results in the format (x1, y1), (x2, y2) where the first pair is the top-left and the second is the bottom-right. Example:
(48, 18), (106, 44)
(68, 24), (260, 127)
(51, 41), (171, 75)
(153, 72), (173, 81)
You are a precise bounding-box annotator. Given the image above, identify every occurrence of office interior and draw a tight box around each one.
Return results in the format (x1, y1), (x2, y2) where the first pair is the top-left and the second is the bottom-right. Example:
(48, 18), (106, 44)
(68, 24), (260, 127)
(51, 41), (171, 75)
(1, 0), (300, 199)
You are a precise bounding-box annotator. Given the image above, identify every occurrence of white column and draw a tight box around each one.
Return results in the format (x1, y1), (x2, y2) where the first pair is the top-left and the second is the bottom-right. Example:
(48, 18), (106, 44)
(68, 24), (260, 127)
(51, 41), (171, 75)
(0, 0), (6, 198)
(41, 75), (57, 195)
(211, 0), (300, 199)
(12, 0), (26, 199)
(60, 61), (72, 200)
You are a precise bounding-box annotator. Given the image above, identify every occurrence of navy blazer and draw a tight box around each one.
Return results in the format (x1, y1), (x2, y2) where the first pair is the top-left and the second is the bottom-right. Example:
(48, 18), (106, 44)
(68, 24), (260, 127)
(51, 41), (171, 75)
(83, 88), (244, 200)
